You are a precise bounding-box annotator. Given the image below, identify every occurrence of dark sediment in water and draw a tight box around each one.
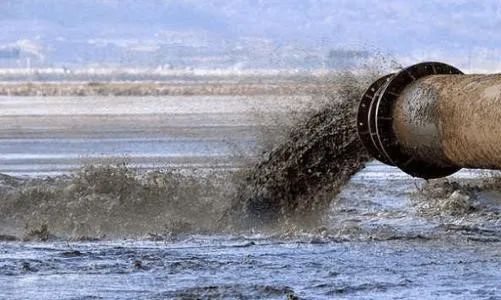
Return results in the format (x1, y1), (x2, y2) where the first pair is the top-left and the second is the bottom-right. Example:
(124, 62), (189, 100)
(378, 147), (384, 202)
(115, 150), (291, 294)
(0, 166), (234, 240)
(0, 72), (379, 239)
(413, 176), (501, 218)
(226, 74), (371, 229)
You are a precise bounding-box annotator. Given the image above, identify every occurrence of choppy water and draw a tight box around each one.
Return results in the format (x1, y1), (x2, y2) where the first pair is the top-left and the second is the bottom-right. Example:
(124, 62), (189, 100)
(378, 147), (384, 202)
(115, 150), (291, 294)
(1, 237), (499, 300)
(0, 95), (500, 299)
(1, 163), (500, 299)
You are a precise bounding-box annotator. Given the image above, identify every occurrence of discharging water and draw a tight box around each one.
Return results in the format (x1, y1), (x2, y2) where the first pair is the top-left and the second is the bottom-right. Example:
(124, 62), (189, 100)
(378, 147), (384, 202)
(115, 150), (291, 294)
(0, 95), (500, 299)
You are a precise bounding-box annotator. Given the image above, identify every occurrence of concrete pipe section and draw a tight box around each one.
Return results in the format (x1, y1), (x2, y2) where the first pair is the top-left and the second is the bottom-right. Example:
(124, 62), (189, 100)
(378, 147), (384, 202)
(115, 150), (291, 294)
(357, 61), (501, 179)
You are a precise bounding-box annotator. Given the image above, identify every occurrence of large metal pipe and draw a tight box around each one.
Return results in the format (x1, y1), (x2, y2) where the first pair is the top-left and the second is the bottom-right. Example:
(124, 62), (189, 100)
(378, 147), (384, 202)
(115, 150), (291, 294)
(357, 62), (501, 179)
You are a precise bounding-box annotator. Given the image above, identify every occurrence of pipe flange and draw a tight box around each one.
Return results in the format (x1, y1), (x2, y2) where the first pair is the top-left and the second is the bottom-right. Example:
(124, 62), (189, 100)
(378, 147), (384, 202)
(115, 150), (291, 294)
(375, 62), (463, 179)
(357, 73), (394, 165)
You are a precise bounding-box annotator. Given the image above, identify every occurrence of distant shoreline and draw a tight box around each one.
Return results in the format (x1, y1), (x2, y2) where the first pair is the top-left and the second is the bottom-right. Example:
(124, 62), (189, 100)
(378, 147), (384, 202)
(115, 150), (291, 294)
(0, 81), (336, 96)
(0, 68), (338, 83)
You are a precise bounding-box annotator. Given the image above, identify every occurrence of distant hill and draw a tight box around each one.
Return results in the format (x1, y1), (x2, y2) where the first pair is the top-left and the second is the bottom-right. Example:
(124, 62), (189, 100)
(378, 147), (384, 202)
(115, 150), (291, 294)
(0, 0), (500, 70)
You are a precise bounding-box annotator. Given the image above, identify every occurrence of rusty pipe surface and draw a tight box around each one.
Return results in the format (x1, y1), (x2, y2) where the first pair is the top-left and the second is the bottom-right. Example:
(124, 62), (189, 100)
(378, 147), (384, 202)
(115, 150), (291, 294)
(357, 62), (501, 179)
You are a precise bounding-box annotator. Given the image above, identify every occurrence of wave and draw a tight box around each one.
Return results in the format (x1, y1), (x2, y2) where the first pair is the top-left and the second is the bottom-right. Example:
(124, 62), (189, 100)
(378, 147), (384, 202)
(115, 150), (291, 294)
(0, 165), (234, 240)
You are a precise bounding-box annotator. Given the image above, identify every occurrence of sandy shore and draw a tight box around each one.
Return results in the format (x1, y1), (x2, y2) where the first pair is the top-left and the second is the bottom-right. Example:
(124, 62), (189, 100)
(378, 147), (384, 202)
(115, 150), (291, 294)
(0, 82), (335, 96)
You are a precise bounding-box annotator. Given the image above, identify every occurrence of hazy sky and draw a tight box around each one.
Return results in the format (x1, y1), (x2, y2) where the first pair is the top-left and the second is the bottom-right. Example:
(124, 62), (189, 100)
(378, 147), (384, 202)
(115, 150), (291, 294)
(1, 0), (500, 70)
